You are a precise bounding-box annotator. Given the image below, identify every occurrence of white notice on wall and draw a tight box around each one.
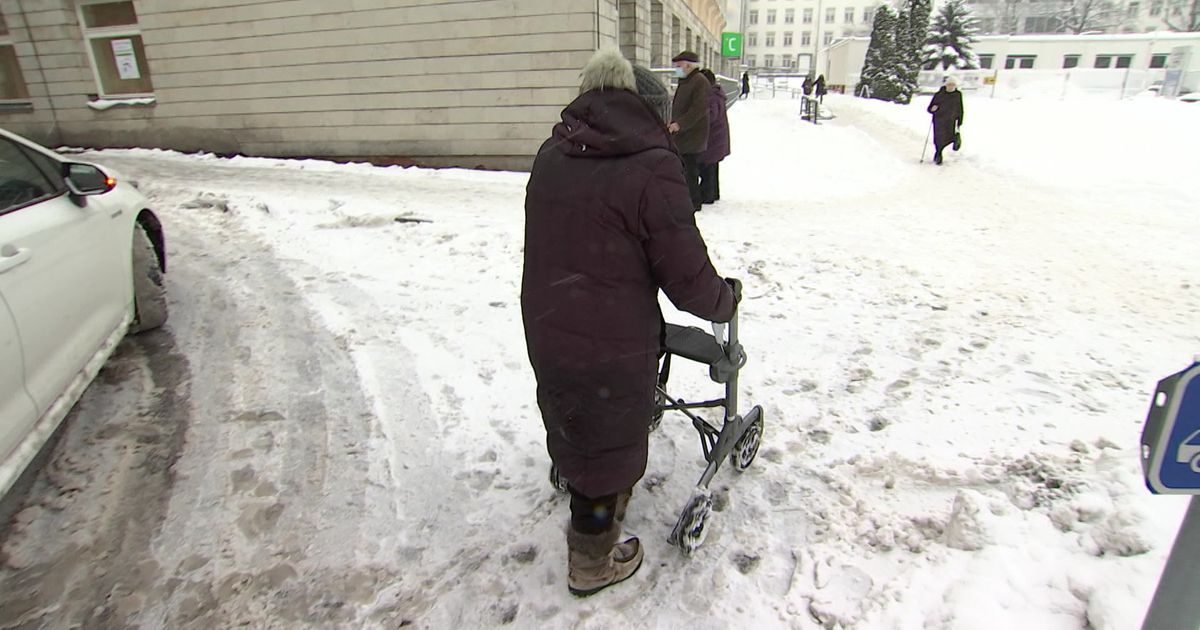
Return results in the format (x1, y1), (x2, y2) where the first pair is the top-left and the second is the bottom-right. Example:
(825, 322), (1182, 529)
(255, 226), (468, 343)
(111, 39), (141, 80)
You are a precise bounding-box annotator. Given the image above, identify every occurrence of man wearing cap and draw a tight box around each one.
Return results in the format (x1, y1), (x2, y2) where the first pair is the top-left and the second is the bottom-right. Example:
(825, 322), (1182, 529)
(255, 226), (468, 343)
(668, 50), (710, 212)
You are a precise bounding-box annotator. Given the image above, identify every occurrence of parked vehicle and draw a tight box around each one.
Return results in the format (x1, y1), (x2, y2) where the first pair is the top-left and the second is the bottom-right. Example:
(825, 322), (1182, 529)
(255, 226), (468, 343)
(0, 128), (167, 497)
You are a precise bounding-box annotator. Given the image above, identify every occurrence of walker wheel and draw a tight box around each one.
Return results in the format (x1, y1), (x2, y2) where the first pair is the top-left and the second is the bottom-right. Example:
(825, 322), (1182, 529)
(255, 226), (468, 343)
(669, 490), (713, 554)
(730, 406), (764, 472)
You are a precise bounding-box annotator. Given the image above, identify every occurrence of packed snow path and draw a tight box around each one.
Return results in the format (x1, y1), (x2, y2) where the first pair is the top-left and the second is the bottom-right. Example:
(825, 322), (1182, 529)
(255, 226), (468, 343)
(0, 94), (1196, 628)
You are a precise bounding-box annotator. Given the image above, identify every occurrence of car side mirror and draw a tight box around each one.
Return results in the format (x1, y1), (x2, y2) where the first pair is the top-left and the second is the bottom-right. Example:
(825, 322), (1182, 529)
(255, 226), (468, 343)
(62, 162), (115, 196)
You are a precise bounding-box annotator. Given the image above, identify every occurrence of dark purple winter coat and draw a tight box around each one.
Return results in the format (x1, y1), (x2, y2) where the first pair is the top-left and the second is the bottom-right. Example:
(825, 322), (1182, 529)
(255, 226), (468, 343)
(521, 88), (736, 498)
(700, 83), (731, 165)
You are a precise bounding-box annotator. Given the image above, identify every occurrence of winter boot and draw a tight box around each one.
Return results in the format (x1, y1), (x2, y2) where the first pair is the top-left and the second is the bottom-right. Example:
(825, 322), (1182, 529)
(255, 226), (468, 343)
(614, 489), (631, 524)
(567, 522), (644, 597)
(612, 489), (638, 562)
(933, 150), (943, 165)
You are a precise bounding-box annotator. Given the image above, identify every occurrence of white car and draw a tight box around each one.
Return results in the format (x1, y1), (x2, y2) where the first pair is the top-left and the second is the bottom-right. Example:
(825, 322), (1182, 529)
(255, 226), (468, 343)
(0, 128), (166, 497)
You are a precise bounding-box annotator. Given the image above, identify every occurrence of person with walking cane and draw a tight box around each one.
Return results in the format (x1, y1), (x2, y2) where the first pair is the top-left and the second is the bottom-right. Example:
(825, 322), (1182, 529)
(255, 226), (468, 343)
(926, 76), (963, 165)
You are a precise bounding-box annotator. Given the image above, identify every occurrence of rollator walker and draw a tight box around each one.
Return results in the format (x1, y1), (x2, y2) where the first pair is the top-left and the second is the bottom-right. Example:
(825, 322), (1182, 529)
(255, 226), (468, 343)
(551, 278), (765, 554)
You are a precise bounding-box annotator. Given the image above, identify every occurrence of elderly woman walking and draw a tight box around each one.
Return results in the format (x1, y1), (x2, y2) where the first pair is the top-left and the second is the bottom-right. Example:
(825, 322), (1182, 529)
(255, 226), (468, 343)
(926, 76), (964, 165)
(521, 48), (737, 597)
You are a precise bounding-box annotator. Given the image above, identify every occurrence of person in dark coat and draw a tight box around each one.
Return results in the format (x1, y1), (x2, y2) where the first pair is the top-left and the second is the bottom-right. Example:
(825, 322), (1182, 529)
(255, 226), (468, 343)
(740, 71), (750, 99)
(698, 69), (730, 205)
(522, 48), (736, 597)
(926, 76), (964, 165)
(802, 75), (814, 96)
(668, 50), (711, 212)
(815, 74), (828, 102)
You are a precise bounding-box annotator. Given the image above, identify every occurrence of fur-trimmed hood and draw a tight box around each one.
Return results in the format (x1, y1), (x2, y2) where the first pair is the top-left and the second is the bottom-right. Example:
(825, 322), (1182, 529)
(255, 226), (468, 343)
(579, 48), (636, 93)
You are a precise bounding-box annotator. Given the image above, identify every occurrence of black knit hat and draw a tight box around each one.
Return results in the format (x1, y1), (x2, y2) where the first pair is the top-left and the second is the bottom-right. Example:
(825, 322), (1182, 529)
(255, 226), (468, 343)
(671, 50), (700, 63)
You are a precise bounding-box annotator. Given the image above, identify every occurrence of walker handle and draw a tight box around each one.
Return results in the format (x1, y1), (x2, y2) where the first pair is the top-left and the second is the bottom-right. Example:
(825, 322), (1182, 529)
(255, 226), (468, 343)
(712, 322), (727, 345)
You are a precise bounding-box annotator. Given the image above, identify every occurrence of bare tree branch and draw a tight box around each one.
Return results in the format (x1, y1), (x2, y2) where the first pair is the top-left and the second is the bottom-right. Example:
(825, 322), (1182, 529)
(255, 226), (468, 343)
(1164, 0), (1200, 30)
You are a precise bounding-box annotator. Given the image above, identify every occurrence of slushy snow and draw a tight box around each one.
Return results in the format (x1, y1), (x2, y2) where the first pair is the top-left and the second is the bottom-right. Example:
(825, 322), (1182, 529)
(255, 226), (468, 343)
(53, 91), (1200, 628)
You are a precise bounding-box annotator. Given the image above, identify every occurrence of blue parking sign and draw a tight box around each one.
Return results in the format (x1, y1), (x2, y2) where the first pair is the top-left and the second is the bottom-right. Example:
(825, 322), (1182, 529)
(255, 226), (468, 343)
(1143, 359), (1200, 494)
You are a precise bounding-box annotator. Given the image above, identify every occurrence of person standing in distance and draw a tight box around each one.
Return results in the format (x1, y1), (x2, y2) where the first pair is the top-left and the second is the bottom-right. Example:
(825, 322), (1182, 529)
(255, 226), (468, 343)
(668, 50), (710, 213)
(698, 68), (730, 206)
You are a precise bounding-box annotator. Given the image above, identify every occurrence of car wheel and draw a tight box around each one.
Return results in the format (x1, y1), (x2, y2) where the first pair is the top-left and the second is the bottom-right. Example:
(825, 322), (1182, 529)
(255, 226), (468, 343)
(130, 223), (167, 333)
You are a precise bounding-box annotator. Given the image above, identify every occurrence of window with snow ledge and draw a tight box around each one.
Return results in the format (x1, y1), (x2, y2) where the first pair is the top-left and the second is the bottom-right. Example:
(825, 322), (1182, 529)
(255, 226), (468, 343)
(77, 1), (155, 99)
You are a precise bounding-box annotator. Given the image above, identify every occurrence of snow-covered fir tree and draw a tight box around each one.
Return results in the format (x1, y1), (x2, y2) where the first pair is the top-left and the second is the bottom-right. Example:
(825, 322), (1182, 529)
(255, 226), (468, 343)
(856, 5), (905, 102)
(895, 0), (934, 103)
(923, 0), (980, 70)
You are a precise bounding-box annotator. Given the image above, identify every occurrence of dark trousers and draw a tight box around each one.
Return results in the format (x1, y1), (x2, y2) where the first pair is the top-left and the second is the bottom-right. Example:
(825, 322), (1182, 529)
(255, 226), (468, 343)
(680, 153), (702, 212)
(699, 162), (720, 204)
(568, 485), (618, 534)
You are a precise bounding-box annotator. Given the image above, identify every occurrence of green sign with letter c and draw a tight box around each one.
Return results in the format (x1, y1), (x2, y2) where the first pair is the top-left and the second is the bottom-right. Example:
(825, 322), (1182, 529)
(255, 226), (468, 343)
(722, 32), (743, 58)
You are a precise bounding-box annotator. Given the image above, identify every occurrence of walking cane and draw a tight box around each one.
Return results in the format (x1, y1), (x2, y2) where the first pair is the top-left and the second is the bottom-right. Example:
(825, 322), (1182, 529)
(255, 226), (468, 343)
(920, 121), (932, 163)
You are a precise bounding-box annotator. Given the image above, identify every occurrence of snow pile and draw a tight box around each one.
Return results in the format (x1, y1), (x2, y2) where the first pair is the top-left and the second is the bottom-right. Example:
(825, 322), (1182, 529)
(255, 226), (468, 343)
(86, 96), (156, 110)
(828, 93), (1200, 207)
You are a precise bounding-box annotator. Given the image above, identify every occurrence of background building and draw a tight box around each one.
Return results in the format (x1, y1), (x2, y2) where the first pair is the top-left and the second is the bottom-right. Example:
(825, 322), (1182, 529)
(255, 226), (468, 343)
(823, 30), (1200, 95)
(738, 0), (884, 74)
(0, 0), (727, 170)
(965, 0), (1199, 35)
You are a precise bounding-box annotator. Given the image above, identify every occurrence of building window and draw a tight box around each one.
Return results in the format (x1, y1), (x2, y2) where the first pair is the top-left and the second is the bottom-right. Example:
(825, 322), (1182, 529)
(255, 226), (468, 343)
(864, 8), (875, 23)
(1005, 55), (1036, 69)
(1063, 54), (1080, 68)
(826, 7), (836, 23)
(845, 8), (855, 22)
(783, 54), (794, 68)
(1150, 53), (1168, 68)
(976, 17), (996, 33)
(785, 8), (795, 24)
(0, 11), (30, 101)
(78, 1), (154, 97)
(764, 54), (774, 67)
(1115, 54), (1133, 68)
(801, 31), (812, 46)
(746, 54), (757, 67)
(749, 10), (759, 24)
(783, 31), (793, 46)
(1127, 1), (1141, 15)
(1150, 0), (1162, 15)
(1095, 54), (1112, 68)
(977, 54), (994, 69)
(803, 8), (814, 23)
(823, 31), (833, 45)
(748, 32), (758, 46)
(767, 9), (777, 24)
(1024, 16), (1063, 32)
(766, 32), (775, 46)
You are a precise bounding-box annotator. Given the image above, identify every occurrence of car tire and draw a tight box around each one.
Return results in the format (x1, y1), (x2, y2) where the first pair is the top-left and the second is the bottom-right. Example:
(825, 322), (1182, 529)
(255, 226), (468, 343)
(130, 223), (167, 333)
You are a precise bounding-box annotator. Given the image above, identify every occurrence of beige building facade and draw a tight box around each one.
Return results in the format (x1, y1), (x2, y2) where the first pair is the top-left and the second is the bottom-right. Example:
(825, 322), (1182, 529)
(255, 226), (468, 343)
(0, 0), (726, 170)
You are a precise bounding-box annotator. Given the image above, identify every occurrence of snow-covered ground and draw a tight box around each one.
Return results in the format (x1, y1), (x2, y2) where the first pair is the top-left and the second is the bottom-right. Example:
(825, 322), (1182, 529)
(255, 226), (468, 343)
(5, 92), (1199, 628)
